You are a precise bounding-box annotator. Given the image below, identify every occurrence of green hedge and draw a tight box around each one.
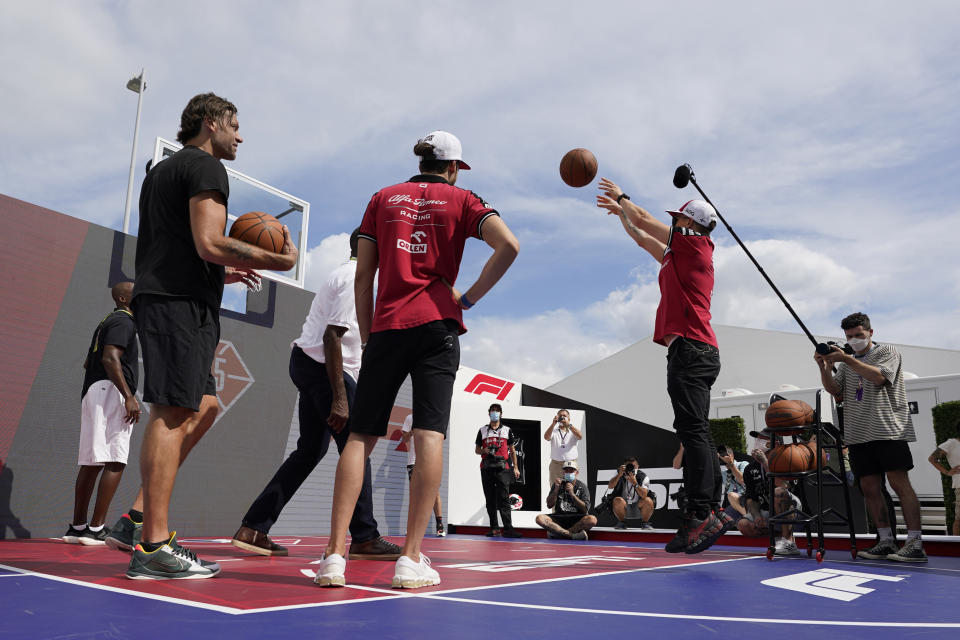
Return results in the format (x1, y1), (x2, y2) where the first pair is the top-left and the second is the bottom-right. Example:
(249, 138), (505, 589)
(932, 401), (960, 531)
(710, 417), (747, 455)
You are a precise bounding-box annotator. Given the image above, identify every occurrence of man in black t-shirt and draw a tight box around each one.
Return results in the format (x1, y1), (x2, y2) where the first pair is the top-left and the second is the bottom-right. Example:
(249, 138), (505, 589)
(475, 403), (522, 537)
(536, 461), (597, 540)
(63, 282), (140, 547)
(125, 93), (298, 581)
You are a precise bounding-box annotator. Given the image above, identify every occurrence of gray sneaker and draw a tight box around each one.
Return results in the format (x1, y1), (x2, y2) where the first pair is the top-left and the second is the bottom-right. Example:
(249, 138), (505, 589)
(857, 537), (899, 560)
(774, 538), (801, 556)
(105, 515), (142, 553)
(887, 538), (928, 563)
(126, 533), (221, 580)
(571, 531), (588, 541)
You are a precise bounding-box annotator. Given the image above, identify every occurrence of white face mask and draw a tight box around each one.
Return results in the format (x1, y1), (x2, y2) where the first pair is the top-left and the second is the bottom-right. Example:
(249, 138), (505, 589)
(847, 336), (870, 353)
(563, 473), (576, 482)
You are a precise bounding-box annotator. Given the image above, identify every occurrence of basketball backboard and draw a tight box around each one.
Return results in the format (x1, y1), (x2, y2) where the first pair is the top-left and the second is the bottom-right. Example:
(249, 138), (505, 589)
(149, 137), (310, 290)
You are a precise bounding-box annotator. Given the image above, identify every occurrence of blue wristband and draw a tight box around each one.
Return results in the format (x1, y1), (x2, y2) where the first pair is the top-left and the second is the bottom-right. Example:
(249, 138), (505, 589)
(460, 293), (474, 309)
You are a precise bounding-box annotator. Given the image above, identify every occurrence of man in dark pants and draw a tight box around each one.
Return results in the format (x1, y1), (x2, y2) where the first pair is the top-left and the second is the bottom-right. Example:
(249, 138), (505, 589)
(475, 403), (522, 537)
(232, 229), (399, 560)
(598, 179), (726, 554)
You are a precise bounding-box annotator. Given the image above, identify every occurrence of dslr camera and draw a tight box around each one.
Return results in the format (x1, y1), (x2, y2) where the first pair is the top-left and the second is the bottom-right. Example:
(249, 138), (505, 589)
(624, 463), (636, 475)
(482, 443), (506, 471)
(816, 340), (854, 356)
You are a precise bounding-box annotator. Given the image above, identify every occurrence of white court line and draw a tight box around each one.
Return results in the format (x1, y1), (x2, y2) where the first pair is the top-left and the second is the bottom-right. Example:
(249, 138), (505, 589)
(413, 592), (960, 628)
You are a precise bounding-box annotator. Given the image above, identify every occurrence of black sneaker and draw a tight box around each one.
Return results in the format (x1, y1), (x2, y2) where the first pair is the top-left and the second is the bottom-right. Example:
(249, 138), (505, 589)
(715, 508), (736, 534)
(79, 527), (110, 546)
(436, 524), (446, 538)
(62, 525), (86, 544)
(126, 533), (221, 580)
(485, 528), (501, 537)
(105, 514), (142, 553)
(683, 511), (724, 554)
(502, 528), (523, 538)
(887, 538), (928, 563)
(664, 523), (688, 553)
(857, 537), (898, 560)
(614, 521), (628, 530)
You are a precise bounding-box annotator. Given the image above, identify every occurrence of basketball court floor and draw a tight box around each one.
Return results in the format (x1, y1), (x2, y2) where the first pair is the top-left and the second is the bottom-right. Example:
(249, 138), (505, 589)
(2, 533), (958, 639)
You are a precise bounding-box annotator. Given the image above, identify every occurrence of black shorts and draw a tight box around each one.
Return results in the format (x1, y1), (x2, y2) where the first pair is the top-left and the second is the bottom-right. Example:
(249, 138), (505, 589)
(133, 294), (220, 411)
(351, 320), (460, 437)
(407, 464), (415, 480)
(546, 513), (585, 529)
(848, 440), (914, 479)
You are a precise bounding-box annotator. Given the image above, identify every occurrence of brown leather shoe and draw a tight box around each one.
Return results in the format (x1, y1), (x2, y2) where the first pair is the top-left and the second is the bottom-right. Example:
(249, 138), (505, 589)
(231, 526), (288, 556)
(347, 536), (402, 560)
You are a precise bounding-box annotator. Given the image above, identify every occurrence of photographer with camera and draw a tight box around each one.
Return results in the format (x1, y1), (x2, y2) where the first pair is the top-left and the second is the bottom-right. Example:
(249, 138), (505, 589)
(815, 312), (925, 562)
(603, 457), (655, 530)
(475, 403), (521, 538)
(718, 445), (749, 517)
(544, 409), (582, 486)
(535, 461), (596, 540)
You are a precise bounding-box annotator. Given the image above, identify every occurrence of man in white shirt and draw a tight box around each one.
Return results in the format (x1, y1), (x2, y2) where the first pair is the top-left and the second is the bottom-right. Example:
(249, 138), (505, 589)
(231, 229), (399, 560)
(400, 413), (445, 537)
(543, 409), (582, 487)
(929, 422), (960, 536)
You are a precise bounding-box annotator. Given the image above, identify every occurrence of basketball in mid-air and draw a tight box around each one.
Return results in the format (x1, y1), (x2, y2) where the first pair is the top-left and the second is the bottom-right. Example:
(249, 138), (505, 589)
(559, 148), (598, 188)
(767, 443), (815, 474)
(229, 211), (284, 253)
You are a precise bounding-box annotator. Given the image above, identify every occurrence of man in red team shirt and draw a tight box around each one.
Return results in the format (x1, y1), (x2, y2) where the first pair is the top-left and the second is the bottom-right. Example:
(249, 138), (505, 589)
(597, 178), (726, 554)
(316, 131), (519, 589)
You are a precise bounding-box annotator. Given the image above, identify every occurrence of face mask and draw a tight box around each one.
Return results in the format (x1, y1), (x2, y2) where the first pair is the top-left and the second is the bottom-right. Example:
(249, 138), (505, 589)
(563, 473), (576, 482)
(489, 411), (501, 421)
(847, 337), (870, 353)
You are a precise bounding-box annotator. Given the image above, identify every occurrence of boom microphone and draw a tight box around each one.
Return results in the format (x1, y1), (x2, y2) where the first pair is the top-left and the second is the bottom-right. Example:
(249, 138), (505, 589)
(673, 163), (822, 351)
(673, 164), (693, 189)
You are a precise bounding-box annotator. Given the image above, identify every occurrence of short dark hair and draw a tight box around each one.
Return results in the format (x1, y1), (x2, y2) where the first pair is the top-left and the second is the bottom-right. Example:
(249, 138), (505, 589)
(694, 219), (717, 235)
(177, 92), (237, 144)
(413, 140), (454, 174)
(841, 312), (871, 331)
(623, 456), (639, 465)
(488, 403), (503, 413)
(349, 227), (360, 258)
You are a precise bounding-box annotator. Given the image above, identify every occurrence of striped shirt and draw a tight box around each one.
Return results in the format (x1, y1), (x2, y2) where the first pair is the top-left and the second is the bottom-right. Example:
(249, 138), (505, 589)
(833, 343), (914, 445)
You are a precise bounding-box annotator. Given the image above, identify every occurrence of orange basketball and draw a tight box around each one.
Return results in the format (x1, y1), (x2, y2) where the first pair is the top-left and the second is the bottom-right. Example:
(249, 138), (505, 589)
(767, 443), (814, 474)
(765, 399), (815, 429)
(559, 148), (598, 188)
(802, 442), (829, 468)
(229, 211), (284, 253)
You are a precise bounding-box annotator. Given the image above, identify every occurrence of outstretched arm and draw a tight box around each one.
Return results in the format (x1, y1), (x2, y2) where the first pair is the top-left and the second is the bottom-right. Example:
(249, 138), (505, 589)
(597, 178), (671, 244)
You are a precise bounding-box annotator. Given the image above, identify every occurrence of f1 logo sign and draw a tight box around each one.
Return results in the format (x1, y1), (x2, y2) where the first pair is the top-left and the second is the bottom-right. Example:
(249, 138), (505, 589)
(464, 374), (515, 401)
(762, 568), (905, 601)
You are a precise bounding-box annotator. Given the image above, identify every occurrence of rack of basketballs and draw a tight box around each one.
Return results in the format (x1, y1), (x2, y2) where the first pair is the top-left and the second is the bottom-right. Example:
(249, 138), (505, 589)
(763, 389), (858, 562)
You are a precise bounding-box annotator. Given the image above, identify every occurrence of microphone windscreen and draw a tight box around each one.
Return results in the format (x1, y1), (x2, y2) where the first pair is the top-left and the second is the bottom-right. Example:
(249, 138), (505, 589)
(673, 164), (691, 189)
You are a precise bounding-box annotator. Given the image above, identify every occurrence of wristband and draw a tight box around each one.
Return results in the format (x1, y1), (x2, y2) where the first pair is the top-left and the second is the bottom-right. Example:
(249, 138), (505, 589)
(460, 293), (474, 309)
(616, 193), (631, 203)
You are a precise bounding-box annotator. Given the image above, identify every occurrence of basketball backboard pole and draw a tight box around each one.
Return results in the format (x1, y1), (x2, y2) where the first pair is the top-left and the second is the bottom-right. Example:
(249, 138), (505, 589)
(122, 69), (146, 235)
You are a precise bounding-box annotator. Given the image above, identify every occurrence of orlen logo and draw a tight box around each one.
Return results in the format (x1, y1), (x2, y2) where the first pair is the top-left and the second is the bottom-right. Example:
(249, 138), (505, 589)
(464, 374), (514, 400)
(397, 238), (427, 254)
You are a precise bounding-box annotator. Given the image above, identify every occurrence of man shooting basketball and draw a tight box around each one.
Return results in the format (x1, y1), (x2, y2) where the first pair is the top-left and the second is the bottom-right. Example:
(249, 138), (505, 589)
(127, 93), (297, 580)
(316, 131), (518, 589)
(597, 179), (728, 554)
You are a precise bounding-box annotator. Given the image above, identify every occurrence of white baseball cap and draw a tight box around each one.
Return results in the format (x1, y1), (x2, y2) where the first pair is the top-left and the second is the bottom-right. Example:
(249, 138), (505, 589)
(666, 199), (717, 228)
(416, 131), (471, 170)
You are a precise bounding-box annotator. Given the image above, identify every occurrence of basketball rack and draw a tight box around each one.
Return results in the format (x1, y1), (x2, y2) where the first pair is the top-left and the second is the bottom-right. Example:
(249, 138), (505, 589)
(765, 389), (857, 561)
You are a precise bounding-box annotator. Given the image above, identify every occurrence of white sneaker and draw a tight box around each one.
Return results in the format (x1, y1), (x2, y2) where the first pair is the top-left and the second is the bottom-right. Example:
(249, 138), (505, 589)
(774, 538), (801, 556)
(392, 554), (440, 589)
(314, 553), (346, 587)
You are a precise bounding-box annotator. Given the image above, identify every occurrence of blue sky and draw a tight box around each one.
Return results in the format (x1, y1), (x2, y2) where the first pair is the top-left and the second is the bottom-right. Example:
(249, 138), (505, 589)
(2, 1), (959, 386)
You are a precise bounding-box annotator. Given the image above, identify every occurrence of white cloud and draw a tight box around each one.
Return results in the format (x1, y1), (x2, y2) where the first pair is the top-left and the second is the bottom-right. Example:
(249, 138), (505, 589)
(303, 233), (351, 292)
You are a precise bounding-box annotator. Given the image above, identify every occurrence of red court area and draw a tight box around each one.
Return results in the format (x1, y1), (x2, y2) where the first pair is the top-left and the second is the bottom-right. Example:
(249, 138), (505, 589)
(0, 536), (750, 612)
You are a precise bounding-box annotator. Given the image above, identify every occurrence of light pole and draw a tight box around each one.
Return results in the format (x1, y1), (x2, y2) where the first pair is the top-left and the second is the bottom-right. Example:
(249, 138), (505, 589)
(122, 69), (146, 235)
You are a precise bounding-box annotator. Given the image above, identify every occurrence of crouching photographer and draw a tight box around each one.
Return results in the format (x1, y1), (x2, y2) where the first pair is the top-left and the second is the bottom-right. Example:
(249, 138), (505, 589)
(601, 457), (655, 530)
(475, 403), (521, 538)
(535, 461), (596, 540)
